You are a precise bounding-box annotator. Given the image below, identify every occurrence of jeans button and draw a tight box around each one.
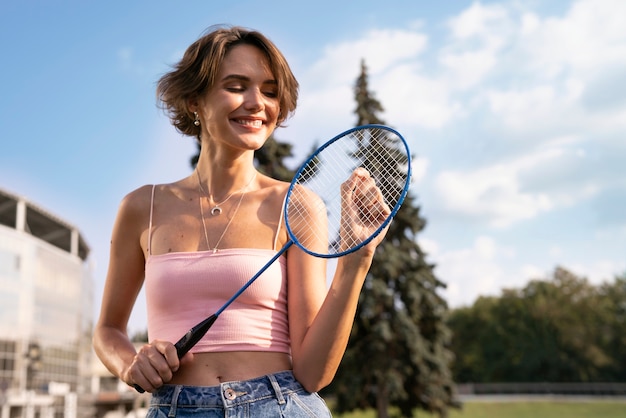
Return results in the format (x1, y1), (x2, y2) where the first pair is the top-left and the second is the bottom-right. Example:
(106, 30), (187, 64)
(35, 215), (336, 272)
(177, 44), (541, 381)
(224, 388), (237, 400)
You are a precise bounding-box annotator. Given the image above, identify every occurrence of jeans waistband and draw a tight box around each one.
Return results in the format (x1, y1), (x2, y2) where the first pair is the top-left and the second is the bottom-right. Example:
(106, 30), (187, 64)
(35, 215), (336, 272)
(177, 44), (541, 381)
(150, 370), (303, 408)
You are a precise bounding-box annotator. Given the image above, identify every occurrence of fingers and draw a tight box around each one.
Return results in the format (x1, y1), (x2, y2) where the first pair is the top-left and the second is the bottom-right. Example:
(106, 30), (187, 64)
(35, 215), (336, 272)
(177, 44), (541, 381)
(338, 167), (391, 253)
(126, 340), (181, 392)
(345, 168), (390, 223)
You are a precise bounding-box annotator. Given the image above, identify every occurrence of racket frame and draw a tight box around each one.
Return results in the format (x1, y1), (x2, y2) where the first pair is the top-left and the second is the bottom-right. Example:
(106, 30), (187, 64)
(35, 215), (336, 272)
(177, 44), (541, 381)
(285, 124), (411, 258)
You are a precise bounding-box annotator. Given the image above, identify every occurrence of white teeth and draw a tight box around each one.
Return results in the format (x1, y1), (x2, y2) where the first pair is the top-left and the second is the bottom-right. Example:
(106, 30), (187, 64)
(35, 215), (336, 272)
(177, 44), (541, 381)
(236, 119), (262, 127)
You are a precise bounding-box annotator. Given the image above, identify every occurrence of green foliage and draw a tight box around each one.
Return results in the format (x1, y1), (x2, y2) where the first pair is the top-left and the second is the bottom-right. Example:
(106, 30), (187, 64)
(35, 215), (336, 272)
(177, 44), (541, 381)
(448, 267), (626, 383)
(325, 59), (456, 418)
(354, 60), (385, 126)
(253, 135), (296, 181)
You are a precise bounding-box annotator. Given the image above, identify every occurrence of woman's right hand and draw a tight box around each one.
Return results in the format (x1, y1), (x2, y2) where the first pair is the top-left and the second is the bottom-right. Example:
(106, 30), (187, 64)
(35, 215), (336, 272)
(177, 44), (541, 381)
(123, 340), (193, 392)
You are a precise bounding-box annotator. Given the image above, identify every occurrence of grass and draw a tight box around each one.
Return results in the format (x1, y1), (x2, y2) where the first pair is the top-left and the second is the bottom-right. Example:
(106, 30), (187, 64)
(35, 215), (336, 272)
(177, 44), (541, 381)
(330, 398), (626, 418)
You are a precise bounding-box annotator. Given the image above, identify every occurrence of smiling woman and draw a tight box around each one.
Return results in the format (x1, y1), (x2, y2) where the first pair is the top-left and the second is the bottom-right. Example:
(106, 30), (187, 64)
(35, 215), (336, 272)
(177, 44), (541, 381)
(92, 25), (392, 418)
(156, 25), (298, 140)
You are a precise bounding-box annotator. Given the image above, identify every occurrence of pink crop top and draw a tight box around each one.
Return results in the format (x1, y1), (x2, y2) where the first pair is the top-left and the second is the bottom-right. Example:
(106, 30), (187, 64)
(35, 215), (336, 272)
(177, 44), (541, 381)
(144, 185), (290, 354)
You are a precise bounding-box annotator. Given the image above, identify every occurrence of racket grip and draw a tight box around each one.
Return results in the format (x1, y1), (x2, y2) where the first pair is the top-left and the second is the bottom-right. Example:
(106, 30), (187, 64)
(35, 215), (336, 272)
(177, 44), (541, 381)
(132, 314), (218, 393)
(174, 314), (218, 357)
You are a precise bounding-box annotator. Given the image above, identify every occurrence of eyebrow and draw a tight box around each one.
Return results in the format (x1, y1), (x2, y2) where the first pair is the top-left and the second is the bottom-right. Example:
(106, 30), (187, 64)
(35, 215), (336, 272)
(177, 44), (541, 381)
(221, 74), (277, 85)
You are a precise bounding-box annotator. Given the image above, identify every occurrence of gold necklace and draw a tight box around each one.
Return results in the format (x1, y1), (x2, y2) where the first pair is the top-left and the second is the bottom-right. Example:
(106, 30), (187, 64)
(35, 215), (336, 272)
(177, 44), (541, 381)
(197, 171), (257, 252)
(197, 170), (257, 216)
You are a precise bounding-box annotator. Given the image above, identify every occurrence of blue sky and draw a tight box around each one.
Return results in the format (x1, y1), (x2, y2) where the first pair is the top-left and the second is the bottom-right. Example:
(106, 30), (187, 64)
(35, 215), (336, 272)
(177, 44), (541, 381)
(1, 0), (624, 333)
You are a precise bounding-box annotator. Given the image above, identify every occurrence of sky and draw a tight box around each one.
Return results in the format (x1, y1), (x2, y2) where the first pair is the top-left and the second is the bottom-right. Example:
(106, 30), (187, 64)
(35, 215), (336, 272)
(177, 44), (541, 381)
(1, 0), (625, 334)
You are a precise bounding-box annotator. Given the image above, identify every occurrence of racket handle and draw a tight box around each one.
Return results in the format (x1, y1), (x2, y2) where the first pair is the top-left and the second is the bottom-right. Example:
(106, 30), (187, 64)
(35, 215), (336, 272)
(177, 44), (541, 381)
(132, 314), (218, 393)
(174, 314), (218, 357)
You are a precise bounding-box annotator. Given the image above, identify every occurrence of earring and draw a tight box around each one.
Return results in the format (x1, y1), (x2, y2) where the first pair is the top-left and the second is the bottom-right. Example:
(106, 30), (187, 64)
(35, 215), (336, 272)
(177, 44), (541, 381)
(193, 112), (200, 127)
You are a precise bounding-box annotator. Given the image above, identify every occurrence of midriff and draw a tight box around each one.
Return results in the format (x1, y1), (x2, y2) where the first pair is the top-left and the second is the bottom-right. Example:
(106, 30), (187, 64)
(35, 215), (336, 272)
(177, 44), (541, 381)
(169, 351), (293, 386)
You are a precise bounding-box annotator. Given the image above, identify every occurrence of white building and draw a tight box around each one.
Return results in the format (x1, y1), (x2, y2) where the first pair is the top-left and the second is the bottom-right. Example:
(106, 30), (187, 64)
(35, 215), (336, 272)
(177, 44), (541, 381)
(0, 187), (93, 417)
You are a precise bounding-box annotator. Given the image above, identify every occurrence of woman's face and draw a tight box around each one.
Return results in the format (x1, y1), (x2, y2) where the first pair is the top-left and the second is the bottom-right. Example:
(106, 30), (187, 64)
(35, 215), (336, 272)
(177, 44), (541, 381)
(195, 43), (280, 152)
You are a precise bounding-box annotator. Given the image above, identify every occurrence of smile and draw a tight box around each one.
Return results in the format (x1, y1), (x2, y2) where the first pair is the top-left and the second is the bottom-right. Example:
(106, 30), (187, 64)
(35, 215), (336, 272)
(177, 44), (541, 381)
(234, 119), (263, 127)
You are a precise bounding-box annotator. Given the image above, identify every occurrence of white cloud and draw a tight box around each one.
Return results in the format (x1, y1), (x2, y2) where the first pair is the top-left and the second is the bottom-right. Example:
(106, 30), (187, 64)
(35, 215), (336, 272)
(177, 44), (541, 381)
(434, 149), (562, 227)
(447, 2), (510, 40)
(485, 84), (574, 131)
(288, 0), (626, 140)
(521, 258), (626, 289)
(431, 235), (518, 307)
(473, 0), (626, 136)
(432, 137), (609, 228)
(426, 227), (626, 309)
(306, 28), (428, 86)
(441, 2), (512, 89)
(520, 264), (545, 282)
(283, 26), (441, 150)
(520, 0), (626, 78)
(376, 65), (462, 129)
(410, 156), (429, 185)
(568, 259), (625, 285)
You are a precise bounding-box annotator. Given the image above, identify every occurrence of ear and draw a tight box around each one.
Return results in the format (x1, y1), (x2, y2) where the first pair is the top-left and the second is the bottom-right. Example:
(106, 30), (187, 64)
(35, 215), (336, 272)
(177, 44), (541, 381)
(187, 96), (199, 113)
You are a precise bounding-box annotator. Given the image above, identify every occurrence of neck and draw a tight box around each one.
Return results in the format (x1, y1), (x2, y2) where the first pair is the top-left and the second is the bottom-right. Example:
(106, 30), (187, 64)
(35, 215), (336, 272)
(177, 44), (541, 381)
(195, 148), (256, 197)
(195, 167), (258, 204)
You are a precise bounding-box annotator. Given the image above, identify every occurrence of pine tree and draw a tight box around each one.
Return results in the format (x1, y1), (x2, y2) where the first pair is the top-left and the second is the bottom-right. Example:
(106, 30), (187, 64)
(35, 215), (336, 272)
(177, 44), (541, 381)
(253, 135), (296, 181)
(325, 60), (457, 418)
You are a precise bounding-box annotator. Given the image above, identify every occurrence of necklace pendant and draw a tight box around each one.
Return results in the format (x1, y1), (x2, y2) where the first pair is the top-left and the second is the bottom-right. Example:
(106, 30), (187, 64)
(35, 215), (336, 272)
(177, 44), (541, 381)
(212, 248), (218, 253)
(211, 206), (222, 216)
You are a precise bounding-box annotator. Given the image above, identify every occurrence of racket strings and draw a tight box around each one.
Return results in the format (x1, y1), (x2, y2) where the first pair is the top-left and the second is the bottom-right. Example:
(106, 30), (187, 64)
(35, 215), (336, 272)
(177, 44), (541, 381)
(286, 127), (410, 256)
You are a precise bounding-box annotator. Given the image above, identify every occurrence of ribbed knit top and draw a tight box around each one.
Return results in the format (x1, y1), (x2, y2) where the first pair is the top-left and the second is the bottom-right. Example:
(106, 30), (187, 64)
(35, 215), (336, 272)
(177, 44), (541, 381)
(145, 249), (289, 353)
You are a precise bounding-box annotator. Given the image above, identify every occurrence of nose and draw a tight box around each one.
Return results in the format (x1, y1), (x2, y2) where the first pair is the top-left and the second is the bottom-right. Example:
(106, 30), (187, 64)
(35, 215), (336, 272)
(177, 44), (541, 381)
(243, 88), (264, 112)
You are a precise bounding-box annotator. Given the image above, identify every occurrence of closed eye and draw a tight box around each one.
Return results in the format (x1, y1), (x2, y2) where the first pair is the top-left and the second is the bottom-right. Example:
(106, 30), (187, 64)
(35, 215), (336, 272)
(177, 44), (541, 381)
(221, 74), (277, 98)
(262, 88), (278, 98)
(225, 85), (245, 93)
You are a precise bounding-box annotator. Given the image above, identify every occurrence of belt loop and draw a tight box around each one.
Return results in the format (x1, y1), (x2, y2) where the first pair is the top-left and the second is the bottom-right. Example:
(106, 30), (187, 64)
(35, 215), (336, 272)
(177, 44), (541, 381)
(168, 385), (183, 417)
(268, 374), (286, 405)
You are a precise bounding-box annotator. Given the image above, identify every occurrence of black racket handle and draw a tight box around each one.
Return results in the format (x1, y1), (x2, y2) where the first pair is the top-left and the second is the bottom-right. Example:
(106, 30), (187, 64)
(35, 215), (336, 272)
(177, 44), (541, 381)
(133, 314), (218, 393)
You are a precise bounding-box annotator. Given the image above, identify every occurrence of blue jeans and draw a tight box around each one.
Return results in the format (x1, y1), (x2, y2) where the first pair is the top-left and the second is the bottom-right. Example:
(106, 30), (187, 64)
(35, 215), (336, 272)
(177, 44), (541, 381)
(146, 370), (332, 417)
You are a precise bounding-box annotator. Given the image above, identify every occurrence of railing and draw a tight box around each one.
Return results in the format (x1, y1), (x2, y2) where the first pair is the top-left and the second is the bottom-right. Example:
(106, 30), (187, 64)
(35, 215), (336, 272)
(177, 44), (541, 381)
(456, 382), (626, 396)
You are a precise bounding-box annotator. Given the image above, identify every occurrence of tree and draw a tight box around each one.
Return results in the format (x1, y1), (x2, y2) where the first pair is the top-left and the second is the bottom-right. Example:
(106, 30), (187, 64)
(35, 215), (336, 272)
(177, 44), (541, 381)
(597, 273), (626, 381)
(252, 135), (296, 181)
(326, 59), (457, 418)
(448, 267), (621, 383)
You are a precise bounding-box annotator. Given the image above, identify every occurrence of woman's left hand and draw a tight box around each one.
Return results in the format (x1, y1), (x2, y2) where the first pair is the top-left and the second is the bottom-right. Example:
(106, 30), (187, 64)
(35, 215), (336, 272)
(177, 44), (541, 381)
(340, 167), (391, 255)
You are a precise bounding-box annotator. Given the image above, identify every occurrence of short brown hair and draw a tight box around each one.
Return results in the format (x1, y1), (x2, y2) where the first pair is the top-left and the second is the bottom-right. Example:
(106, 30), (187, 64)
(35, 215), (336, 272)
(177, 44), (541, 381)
(157, 25), (299, 138)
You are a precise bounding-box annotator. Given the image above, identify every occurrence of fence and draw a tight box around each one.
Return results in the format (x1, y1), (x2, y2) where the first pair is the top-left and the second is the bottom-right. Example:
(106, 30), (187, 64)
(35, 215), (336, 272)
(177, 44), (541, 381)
(456, 382), (626, 396)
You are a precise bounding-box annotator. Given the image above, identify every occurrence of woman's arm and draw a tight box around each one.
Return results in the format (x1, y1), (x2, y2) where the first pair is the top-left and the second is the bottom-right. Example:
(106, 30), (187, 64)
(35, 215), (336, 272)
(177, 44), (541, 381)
(288, 169), (389, 392)
(93, 186), (181, 392)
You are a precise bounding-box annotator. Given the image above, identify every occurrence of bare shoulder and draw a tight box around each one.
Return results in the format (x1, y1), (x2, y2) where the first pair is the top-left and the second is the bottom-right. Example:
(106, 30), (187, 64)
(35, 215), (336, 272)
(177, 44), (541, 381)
(258, 173), (290, 189)
(257, 174), (290, 201)
(118, 184), (155, 218)
(119, 181), (190, 214)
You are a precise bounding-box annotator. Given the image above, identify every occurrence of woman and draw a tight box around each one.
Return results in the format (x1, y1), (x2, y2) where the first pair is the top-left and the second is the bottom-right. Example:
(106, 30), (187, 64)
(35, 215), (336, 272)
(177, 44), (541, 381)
(93, 25), (388, 417)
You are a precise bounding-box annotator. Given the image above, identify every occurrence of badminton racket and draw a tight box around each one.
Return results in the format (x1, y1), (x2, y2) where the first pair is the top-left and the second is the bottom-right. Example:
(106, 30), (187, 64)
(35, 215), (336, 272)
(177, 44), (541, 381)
(134, 124), (411, 392)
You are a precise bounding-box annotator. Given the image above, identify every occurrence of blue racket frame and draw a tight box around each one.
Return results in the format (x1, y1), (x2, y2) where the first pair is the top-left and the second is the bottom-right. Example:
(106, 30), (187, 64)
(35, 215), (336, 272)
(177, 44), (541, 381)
(285, 123), (412, 258)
